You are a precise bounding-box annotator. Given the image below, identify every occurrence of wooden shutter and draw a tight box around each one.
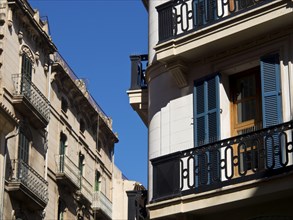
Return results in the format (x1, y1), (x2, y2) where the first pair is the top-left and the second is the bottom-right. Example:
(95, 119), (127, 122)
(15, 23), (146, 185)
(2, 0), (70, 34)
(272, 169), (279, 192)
(261, 53), (282, 169)
(194, 74), (220, 147)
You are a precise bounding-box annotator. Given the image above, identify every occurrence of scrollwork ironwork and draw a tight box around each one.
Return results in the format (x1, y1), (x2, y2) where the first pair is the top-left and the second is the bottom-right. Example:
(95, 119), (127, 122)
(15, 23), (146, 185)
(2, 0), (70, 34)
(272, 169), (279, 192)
(152, 121), (293, 201)
(157, 0), (267, 42)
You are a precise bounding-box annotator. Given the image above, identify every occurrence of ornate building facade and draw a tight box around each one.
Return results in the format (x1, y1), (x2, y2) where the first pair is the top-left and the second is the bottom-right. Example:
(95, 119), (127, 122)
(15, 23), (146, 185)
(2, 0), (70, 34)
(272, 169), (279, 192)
(0, 0), (118, 219)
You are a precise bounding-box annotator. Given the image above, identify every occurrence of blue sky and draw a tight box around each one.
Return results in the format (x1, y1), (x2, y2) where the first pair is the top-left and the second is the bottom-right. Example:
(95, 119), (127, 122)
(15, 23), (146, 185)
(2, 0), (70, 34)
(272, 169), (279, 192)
(29, 0), (148, 186)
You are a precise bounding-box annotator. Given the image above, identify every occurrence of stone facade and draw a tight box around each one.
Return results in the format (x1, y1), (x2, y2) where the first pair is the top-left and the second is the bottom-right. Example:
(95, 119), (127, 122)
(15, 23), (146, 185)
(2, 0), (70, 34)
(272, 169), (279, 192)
(0, 1), (118, 219)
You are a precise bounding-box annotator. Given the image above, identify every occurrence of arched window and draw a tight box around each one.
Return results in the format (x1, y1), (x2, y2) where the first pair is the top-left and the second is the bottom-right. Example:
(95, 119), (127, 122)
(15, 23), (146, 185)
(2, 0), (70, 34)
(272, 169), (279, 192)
(20, 45), (34, 81)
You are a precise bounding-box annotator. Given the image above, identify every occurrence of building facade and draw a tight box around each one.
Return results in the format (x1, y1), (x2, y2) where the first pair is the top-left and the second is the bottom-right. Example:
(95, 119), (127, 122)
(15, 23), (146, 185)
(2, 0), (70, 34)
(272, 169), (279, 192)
(0, 0), (118, 219)
(112, 165), (147, 220)
(128, 0), (293, 219)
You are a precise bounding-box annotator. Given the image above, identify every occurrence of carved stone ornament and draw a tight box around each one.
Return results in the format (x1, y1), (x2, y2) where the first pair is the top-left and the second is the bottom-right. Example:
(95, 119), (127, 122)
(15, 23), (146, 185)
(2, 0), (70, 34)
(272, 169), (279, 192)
(21, 45), (34, 63)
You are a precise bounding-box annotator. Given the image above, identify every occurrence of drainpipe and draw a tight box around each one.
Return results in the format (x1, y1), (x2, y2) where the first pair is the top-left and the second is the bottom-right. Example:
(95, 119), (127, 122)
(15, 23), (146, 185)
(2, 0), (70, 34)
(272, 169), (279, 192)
(0, 126), (19, 220)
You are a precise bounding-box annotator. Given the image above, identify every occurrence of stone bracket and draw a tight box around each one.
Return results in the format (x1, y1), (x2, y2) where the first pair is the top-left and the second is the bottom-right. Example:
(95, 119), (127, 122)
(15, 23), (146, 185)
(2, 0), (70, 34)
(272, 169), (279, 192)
(166, 60), (188, 88)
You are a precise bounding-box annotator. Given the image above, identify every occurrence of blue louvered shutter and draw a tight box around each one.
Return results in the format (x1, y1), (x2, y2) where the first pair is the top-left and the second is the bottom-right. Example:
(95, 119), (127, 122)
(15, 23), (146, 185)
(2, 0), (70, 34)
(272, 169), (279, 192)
(261, 53), (282, 169)
(194, 74), (220, 187)
(261, 53), (282, 128)
(194, 74), (220, 147)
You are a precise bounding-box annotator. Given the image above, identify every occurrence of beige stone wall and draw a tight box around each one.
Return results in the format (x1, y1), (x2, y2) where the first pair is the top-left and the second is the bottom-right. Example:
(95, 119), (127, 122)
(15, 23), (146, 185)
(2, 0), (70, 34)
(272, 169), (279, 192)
(112, 165), (137, 220)
(0, 1), (118, 220)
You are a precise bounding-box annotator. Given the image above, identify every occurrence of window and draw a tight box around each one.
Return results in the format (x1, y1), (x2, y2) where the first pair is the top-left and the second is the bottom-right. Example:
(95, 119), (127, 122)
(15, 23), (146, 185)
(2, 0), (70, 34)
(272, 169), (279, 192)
(78, 152), (84, 176)
(17, 123), (32, 180)
(95, 171), (101, 191)
(230, 68), (262, 172)
(61, 97), (68, 113)
(18, 124), (32, 164)
(229, 53), (282, 172)
(97, 139), (102, 152)
(192, 53), (282, 178)
(230, 67), (262, 136)
(21, 53), (33, 80)
(18, 132), (30, 163)
(20, 53), (33, 98)
(59, 133), (67, 172)
(80, 119), (85, 133)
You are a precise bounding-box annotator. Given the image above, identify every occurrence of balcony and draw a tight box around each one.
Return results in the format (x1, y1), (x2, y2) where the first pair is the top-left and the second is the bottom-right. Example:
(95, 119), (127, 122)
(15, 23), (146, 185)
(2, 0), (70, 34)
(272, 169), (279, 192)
(155, 0), (293, 62)
(12, 74), (50, 128)
(55, 155), (80, 190)
(150, 121), (293, 216)
(6, 159), (48, 210)
(77, 176), (93, 204)
(127, 55), (148, 125)
(92, 191), (112, 219)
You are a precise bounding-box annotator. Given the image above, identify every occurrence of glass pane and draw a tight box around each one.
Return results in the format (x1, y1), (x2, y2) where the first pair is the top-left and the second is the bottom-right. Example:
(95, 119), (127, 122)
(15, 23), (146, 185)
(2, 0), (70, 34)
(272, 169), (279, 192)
(236, 74), (256, 101)
(237, 100), (256, 123)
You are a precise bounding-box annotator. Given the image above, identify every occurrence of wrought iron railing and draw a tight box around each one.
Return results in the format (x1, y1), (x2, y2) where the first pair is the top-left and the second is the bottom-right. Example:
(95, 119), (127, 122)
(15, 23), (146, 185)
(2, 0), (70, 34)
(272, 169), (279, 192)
(55, 155), (80, 188)
(129, 54), (148, 90)
(12, 74), (50, 122)
(92, 191), (112, 219)
(7, 159), (48, 203)
(80, 176), (93, 203)
(151, 121), (293, 201)
(157, 0), (269, 42)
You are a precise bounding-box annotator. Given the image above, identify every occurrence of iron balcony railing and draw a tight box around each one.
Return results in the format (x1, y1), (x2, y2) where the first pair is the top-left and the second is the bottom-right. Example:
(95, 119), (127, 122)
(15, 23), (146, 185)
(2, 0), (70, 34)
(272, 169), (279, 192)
(151, 120), (293, 201)
(12, 74), (50, 122)
(157, 0), (270, 42)
(92, 191), (112, 219)
(55, 155), (80, 188)
(80, 176), (93, 203)
(129, 54), (148, 90)
(7, 159), (48, 204)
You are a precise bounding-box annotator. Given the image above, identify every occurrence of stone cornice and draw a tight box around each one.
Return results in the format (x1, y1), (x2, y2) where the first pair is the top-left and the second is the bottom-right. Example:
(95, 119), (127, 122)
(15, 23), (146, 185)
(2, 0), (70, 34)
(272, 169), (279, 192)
(8, 0), (57, 53)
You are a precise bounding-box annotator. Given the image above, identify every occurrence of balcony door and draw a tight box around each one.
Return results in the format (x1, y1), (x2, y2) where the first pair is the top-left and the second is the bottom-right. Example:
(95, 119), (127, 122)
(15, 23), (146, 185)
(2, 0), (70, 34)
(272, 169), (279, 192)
(230, 68), (262, 173)
(21, 53), (33, 98)
(17, 125), (31, 179)
(59, 133), (67, 172)
(230, 67), (262, 136)
(230, 53), (283, 173)
(18, 131), (30, 164)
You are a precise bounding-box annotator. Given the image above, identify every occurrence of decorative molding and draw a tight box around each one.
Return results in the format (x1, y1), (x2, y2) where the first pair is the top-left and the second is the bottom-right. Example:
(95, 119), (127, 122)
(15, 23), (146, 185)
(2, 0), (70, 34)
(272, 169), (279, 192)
(18, 31), (23, 43)
(21, 45), (34, 62)
(166, 60), (188, 88)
